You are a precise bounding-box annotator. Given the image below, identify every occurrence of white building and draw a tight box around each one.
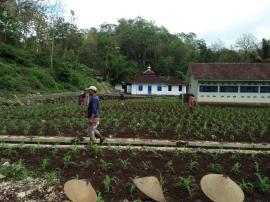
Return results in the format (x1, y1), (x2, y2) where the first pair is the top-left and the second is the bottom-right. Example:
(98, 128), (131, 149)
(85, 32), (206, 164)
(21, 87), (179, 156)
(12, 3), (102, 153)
(186, 63), (270, 104)
(115, 66), (187, 96)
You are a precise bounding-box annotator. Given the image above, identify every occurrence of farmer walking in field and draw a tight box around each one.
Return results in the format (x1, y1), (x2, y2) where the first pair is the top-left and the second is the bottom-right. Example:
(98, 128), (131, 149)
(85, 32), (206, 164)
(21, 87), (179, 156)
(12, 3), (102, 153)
(188, 94), (196, 113)
(85, 86), (105, 144)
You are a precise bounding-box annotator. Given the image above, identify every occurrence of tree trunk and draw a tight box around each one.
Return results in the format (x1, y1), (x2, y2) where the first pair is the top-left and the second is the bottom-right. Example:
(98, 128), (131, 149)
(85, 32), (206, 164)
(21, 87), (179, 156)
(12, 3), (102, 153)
(50, 38), (54, 73)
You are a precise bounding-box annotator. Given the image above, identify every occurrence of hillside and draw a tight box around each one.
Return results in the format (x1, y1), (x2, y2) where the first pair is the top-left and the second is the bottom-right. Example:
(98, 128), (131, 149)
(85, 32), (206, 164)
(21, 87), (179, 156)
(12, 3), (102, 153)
(0, 43), (105, 97)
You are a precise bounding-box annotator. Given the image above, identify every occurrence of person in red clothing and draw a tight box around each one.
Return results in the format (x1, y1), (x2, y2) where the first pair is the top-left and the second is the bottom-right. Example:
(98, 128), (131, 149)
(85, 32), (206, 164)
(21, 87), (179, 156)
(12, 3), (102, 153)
(188, 94), (196, 113)
(79, 92), (87, 105)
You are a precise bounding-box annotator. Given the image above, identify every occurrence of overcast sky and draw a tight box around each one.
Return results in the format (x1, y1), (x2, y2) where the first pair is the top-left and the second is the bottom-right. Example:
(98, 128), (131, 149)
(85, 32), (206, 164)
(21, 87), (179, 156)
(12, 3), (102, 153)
(63, 0), (270, 47)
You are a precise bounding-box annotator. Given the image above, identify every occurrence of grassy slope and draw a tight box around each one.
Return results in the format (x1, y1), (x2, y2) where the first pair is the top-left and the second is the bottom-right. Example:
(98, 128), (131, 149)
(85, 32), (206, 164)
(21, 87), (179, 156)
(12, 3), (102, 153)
(0, 44), (107, 97)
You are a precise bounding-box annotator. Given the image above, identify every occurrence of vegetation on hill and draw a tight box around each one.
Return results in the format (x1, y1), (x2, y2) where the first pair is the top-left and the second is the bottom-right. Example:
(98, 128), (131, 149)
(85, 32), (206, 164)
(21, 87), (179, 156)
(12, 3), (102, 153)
(0, 0), (270, 95)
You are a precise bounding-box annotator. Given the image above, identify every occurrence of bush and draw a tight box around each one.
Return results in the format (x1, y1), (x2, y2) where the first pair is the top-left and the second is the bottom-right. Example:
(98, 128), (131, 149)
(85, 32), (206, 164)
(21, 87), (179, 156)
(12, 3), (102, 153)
(0, 44), (32, 67)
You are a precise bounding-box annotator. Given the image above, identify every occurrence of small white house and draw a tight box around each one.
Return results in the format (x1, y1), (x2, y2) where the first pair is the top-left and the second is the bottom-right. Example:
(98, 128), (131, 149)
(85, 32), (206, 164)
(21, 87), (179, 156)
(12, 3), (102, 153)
(115, 66), (186, 96)
(186, 63), (270, 104)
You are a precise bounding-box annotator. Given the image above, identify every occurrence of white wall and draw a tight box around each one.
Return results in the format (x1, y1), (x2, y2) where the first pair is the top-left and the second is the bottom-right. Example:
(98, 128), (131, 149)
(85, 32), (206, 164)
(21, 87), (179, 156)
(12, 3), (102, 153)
(115, 84), (123, 92)
(126, 85), (131, 93)
(131, 83), (186, 96)
(196, 83), (270, 104)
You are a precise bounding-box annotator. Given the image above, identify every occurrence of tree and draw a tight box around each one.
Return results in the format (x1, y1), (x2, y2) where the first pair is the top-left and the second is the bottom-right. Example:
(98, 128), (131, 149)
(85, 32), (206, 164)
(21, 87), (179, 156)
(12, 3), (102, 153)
(235, 33), (257, 53)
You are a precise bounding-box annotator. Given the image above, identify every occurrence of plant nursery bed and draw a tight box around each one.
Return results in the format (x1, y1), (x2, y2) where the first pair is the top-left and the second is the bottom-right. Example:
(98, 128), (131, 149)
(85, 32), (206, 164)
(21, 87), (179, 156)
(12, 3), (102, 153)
(0, 145), (269, 201)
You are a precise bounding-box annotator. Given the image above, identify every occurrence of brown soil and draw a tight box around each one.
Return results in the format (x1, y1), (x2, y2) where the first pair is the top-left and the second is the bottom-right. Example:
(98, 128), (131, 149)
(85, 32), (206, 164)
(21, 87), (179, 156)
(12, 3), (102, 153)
(0, 148), (269, 201)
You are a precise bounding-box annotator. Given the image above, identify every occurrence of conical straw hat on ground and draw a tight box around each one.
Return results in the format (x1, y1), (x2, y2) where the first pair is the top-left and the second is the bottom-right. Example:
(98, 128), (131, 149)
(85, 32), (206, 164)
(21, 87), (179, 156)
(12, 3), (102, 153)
(64, 179), (97, 202)
(133, 176), (166, 202)
(0, 174), (5, 179)
(200, 174), (244, 202)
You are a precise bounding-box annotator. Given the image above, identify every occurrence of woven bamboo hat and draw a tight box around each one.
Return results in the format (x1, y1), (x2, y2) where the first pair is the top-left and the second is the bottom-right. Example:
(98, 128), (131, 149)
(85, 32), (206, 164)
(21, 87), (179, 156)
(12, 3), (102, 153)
(200, 174), (244, 202)
(133, 176), (166, 202)
(64, 179), (97, 202)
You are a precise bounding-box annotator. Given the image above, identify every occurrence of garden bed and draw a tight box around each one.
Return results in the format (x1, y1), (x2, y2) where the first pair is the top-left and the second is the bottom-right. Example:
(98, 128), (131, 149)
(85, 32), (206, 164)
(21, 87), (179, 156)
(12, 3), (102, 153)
(1, 99), (270, 143)
(0, 145), (269, 201)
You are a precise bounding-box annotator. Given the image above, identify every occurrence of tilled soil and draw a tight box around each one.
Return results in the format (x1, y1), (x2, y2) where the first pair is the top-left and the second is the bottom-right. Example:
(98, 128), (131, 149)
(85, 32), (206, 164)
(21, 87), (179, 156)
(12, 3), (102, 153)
(0, 147), (269, 201)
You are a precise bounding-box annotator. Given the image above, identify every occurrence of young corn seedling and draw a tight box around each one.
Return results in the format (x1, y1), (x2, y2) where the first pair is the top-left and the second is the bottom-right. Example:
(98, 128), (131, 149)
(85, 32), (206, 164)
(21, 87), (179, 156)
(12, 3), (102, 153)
(3, 146), (17, 157)
(42, 158), (50, 170)
(89, 142), (103, 157)
(63, 154), (73, 168)
(167, 160), (174, 173)
(119, 159), (130, 170)
(239, 179), (254, 193)
(159, 173), (165, 189)
(100, 159), (112, 171)
(84, 159), (93, 168)
(141, 161), (153, 171)
(44, 170), (59, 187)
(208, 163), (222, 173)
(256, 173), (270, 193)
(179, 176), (195, 197)
(231, 162), (241, 174)
(103, 175), (119, 193)
(186, 160), (199, 172)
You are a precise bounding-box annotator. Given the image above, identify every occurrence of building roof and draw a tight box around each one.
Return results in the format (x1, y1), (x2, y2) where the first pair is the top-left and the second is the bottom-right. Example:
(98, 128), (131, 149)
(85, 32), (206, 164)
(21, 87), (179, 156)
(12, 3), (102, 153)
(164, 76), (186, 85)
(132, 66), (186, 84)
(190, 63), (270, 81)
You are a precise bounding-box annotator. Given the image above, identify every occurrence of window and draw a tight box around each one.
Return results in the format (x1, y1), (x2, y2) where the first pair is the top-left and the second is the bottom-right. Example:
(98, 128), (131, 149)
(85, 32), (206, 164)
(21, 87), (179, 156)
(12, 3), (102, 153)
(260, 86), (270, 93)
(220, 86), (238, 93)
(213, 95), (216, 97)
(168, 85), (172, 91)
(199, 85), (218, 92)
(261, 96), (265, 98)
(227, 96), (230, 98)
(179, 85), (182, 91)
(253, 96), (257, 98)
(157, 85), (162, 91)
(233, 96), (236, 98)
(138, 85), (143, 91)
(240, 86), (259, 93)
(221, 96), (224, 98)
(241, 96), (244, 98)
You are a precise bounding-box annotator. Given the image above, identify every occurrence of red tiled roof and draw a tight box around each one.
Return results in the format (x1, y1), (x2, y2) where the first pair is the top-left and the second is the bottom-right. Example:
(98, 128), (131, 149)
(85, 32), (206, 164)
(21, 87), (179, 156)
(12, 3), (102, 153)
(190, 63), (270, 80)
(164, 76), (186, 85)
(133, 69), (186, 84)
(132, 68), (164, 84)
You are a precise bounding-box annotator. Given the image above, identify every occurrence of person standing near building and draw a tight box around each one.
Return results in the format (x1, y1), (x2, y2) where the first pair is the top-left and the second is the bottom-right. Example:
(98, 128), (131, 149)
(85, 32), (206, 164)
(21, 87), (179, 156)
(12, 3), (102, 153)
(119, 93), (125, 106)
(85, 86), (105, 144)
(188, 94), (196, 113)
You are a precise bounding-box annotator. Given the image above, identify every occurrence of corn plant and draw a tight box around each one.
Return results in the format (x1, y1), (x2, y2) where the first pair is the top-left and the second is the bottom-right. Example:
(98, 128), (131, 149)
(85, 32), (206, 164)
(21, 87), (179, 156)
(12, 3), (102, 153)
(141, 161), (153, 171)
(44, 170), (59, 187)
(186, 160), (199, 172)
(179, 176), (195, 197)
(256, 173), (270, 193)
(119, 159), (130, 170)
(96, 192), (104, 202)
(208, 163), (222, 173)
(167, 160), (174, 173)
(100, 159), (112, 171)
(103, 175), (118, 192)
(239, 179), (254, 193)
(231, 162), (241, 174)
(89, 142), (103, 157)
(159, 173), (165, 189)
(84, 159), (93, 168)
(63, 154), (72, 168)
(42, 158), (50, 170)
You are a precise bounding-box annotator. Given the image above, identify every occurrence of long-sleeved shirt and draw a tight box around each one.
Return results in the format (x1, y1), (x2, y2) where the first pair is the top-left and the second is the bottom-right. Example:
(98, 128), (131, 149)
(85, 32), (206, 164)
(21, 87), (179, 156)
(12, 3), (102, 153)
(87, 95), (100, 118)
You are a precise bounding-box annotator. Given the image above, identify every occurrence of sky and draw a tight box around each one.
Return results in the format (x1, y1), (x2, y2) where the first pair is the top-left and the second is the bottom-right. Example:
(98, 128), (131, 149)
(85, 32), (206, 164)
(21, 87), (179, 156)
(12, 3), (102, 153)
(63, 0), (270, 47)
